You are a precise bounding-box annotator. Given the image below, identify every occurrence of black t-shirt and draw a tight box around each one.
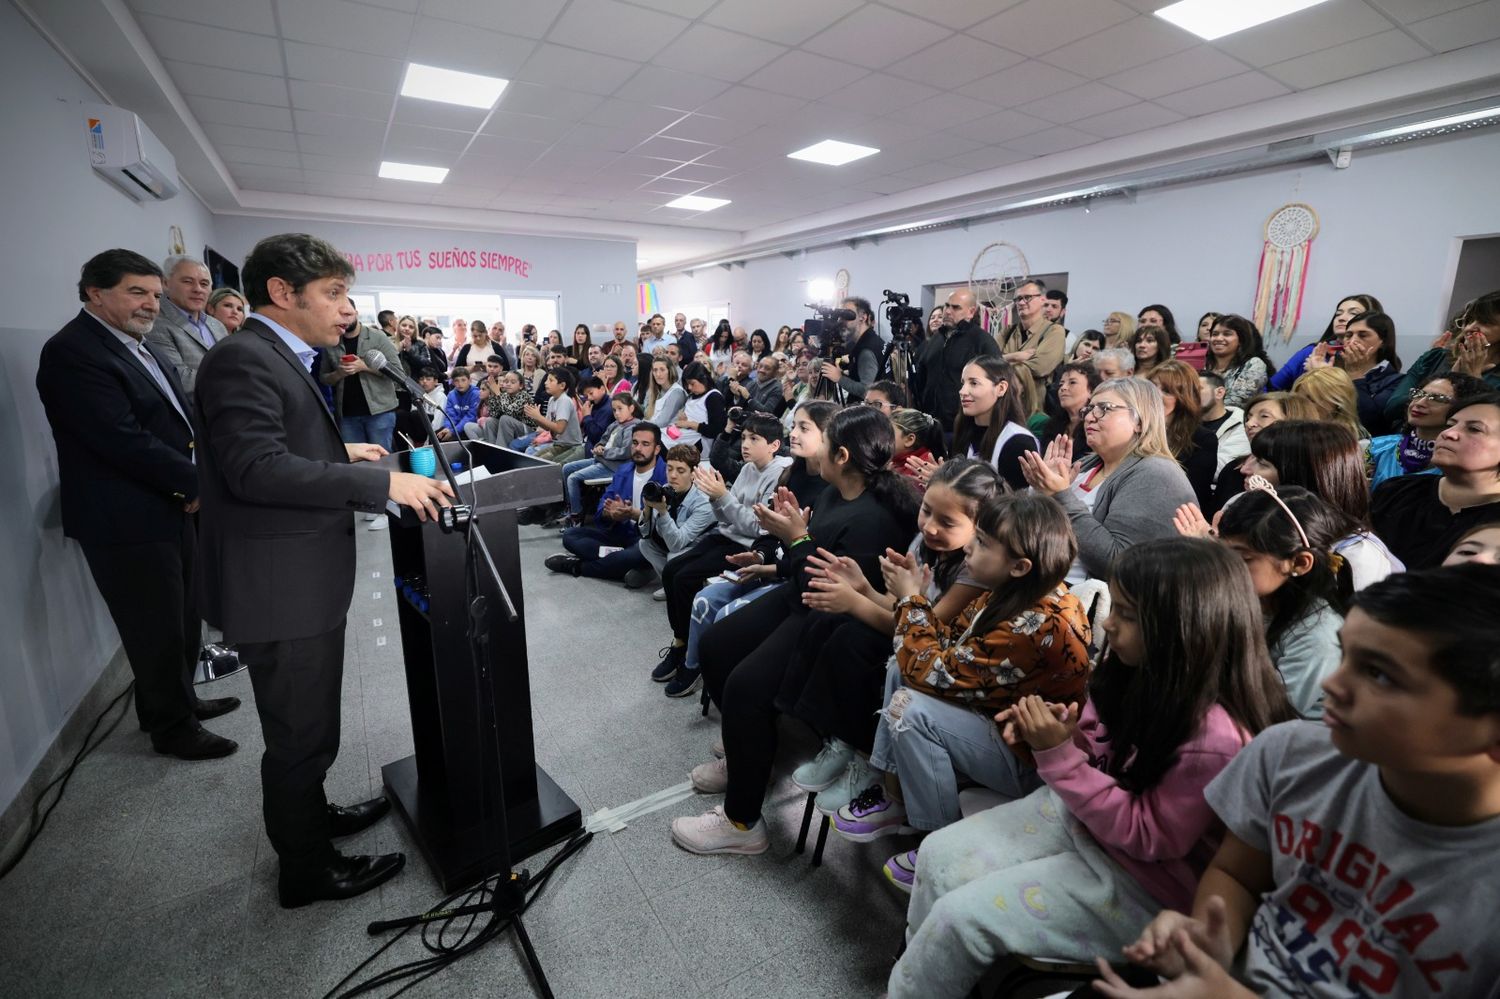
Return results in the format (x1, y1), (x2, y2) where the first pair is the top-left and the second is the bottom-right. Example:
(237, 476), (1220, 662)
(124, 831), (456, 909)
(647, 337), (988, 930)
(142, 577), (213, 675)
(339, 334), (370, 416)
(1371, 475), (1500, 569)
(1202, 411), (1232, 436)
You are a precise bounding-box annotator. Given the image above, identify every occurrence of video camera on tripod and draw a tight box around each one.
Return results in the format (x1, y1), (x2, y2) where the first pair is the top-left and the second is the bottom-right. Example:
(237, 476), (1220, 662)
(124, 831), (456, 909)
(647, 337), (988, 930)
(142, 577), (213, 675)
(803, 303), (856, 359)
(882, 289), (925, 342)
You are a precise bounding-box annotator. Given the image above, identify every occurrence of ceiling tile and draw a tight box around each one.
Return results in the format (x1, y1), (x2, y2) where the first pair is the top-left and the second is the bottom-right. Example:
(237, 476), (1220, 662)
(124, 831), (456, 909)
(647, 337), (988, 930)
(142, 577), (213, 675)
(802, 7), (953, 69)
(405, 17), (538, 79)
(460, 133), (553, 161)
(300, 150), (381, 173)
(655, 24), (788, 82)
(611, 152), (700, 175)
(1262, 29), (1431, 89)
(1001, 124), (1094, 154)
(497, 83), (603, 121)
(741, 51), (870, 99)
(379, 146), (458, 168)
(126, 0), (277, 34)
(476, 110), (575, 143)
(946, 144), (1033, 170)
(885, 92), (1003, 130)
(887, 35), (1026, 89)
(821, 74), (941, 114)
(135, 15), (282, 74)
(620, 0), (718, 16)
(1374, 0), (1488, 23)
(1101, 44), (1248, 100)
(218, 144), (303, 169)
(204, 123), (301, 151)
(702, 0), (860, 44)
(297, 132), (383, 157)
(662, 162), (739, 183)
(515, 43), (643, 95)
(1155, 71), (1292, 116)
(614, 66), (731, 110)
(164, 61), (288, 106)
(392, 97), (491, 132)
(385, 122), (474, 152)
(289, 80), (392, 119)
(1409, 0), (1500, 50)
(230, 163), (305, 185)
(638, 176), (710, 195)
(660, 114), (761, 144)
(879, 0), (1026, 30)
(1213, 0), (1396, 66)
(554, 122), (651, 153)
(857, 174), (927, 195)
(694, 86), (806, 124)
(277, 0), (416, 58)
(956, 107), (1053, 143)
(584, 98), (688, 133)
(957, 60), (1087, 107)
(969, 0), (1136, 58)
(294, 109), (384, 137)
(1039, 16), (1199, 77)
(1016, 81), (1136, 123)
(419, 0), (568, 38)
(545, 0), (691, 60)
(1071, 100), (1183, 137)
(187, 95), (295, 130)
(282, 42), (403, 93)
(632, 134), (718, 161)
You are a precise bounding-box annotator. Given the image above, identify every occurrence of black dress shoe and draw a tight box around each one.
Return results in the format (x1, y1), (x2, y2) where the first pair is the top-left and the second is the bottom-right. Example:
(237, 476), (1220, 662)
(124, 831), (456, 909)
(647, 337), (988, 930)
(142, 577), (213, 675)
(544, 553), (582, 577)
(193, 696), (241, 720)
(329, 796), (392, 838)
(152, 724), (238, 760)
(277, 852), (406, 909)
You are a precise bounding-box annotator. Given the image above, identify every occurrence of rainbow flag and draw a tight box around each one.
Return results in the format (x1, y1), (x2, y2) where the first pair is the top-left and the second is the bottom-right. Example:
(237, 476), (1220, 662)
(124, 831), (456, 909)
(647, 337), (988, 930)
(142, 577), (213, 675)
(637, 282), (659, 317)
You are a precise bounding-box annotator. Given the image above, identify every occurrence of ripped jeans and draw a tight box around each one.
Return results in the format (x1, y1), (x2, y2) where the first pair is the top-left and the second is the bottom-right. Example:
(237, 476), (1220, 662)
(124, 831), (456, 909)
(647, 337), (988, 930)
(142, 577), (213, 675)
(684, 576), (776, 672)
(869, 659), (1041, 832)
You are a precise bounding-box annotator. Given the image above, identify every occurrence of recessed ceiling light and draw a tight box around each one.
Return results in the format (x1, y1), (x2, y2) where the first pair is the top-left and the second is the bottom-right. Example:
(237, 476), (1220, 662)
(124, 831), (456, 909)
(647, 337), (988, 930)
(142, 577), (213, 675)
(787, 139), (879, 166)
(1154, 0), (1334, 40)
(400, 62), (509, 110)
(379, 161), (449, 184)
(665, 195), (731, 211)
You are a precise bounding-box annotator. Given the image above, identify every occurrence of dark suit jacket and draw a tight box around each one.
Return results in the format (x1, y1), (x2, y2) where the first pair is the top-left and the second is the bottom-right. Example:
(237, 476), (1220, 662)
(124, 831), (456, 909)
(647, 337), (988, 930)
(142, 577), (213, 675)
(194, 316), (389, 643)
(36, 309), (198, 547)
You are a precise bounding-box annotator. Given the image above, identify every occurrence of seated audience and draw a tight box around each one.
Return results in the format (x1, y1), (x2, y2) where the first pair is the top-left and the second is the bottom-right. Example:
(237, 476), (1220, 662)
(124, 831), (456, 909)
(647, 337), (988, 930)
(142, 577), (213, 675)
(596, 354), (630, 396)
(1137, 303), (1182, 344)
(1368, 372), (1486, 488)
(951, 356), (1036, 491)
(464, 368), (532, 445)
(672, 361), (727, 454)
(1104, 564), (1500, 999)
(1197, 370), (1249, 474)
(1445, 522), (1500, 565)
(545, 424), (665, 580)
(553, 393), (644, 528)
(442, 366), (481, 440)
(632, 444), (716, 592)
(1019, 376), (1197, 582)
(1092, 347), (1135, 381)
(1207, 391), (1319, 514)
(1269, 293), (1381, 390)
(1301, 309), (1404, 434)
(641, 356), (686, 429)
(1292, 365), (1368, 442)
(865, 379), (908, 414)
(1129, 324), (1171, 378)
(1147, 360), (1218, 508)
(1383, 290), (1500, 427)
(1068, 329), (1106, 363)
(890, 407), (946, 487)
(207, 287), (247, 333)
(1032, 361), (1100, 457)
(888, 538), (1295, 998)
(1102, 311), (1134, 349)
(1372, 392), (1500, 568)
(577, 377), (615, 451)
(522, 367), (584, 463)
(1201, 314), (1272, 408)
(1194, 310), (1221, 341)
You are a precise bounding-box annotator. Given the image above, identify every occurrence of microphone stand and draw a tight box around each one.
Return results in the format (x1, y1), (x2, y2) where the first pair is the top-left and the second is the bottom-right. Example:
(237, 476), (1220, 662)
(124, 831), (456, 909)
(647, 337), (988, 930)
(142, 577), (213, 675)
(361, 356), (589, 998)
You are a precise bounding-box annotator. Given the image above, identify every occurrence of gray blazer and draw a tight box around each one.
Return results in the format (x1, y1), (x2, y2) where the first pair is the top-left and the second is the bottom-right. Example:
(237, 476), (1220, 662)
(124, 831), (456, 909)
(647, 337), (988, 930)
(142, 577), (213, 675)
(1055, 453), (1197, 579)
(146, 297), (227, 401)
(318, 324), (402, 416)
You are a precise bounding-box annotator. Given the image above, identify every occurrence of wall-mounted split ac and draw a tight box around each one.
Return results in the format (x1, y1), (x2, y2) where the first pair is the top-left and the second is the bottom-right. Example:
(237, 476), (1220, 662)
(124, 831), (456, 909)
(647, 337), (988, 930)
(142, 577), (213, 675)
(82, 103), (179, 202)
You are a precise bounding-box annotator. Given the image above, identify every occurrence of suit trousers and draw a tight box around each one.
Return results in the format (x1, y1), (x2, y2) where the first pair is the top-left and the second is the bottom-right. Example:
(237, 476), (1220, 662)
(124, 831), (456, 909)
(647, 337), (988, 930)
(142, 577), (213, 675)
(80, 519), (198, 735)
(239, 622), (346, 870)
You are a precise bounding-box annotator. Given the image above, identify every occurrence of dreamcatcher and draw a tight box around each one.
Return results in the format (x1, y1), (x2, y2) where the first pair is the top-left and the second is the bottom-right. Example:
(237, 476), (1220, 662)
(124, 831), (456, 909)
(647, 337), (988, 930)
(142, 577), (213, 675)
(1253, 203), (1319, 344)
(968, 242), (1030, 335)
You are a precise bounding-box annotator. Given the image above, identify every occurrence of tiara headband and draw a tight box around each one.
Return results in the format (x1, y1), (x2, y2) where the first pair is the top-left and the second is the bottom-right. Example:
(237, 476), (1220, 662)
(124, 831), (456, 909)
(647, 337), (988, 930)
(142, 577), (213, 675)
(1243, 474), (1310, 550)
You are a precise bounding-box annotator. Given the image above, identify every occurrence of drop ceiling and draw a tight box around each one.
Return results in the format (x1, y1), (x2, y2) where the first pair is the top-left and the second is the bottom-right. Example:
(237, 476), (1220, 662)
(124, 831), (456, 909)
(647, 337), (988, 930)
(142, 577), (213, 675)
(24, 0), (1500, 269)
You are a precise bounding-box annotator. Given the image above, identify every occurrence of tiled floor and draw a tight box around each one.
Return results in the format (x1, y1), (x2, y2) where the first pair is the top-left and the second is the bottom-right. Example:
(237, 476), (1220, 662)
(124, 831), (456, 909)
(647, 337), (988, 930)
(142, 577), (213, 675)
(0, 519), (910, 997)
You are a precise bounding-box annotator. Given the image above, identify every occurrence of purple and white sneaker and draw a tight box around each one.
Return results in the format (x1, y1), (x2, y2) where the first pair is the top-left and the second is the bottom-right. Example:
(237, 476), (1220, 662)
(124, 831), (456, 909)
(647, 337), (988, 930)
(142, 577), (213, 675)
(883, 850), (918, 894)
(831, 784), (914, 842)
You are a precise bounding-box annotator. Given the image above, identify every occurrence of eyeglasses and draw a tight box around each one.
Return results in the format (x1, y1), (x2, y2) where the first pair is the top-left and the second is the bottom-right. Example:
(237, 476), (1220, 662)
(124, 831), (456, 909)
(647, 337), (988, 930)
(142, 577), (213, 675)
(1013, 294), (1042, 304)
(1080, 401), (1133, 421)
(1409, 388), (1454, 404)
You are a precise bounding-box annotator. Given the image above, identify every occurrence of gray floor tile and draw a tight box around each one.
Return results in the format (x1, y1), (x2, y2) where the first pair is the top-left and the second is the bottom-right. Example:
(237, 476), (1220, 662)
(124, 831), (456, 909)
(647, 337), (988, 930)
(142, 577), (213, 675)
(83, 876), (252, 998)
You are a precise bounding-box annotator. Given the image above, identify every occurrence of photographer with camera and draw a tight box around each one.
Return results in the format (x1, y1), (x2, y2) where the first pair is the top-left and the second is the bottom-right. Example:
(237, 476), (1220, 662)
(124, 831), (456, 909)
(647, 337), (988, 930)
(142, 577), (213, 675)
(817, 296), (883, 401)
(913, 289), (1000, 430)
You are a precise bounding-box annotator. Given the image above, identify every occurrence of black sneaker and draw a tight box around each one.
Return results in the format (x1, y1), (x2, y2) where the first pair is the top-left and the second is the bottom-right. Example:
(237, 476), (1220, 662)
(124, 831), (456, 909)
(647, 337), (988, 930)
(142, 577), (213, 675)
(623, 566), (656, 590)
(665, 667), (702, 698)
(651, 644), (684, 682)
(544, 553), (581, 577)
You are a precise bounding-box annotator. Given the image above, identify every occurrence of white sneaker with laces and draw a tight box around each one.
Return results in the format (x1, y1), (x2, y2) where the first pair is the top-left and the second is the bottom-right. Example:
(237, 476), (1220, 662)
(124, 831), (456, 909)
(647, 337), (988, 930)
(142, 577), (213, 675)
(791, 737), (854, 792)
(710, 735), (725, 759)
(815, 755), (878, 815)
(652, 587), (667, 601)
(690, 756), (728, 794)
(670, 805), (768, 856)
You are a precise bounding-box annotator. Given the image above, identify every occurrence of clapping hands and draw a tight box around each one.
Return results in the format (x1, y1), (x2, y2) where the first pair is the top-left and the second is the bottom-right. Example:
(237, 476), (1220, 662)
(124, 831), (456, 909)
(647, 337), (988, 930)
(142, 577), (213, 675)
(995, 695), (1077, 752)
(1018, 435), (1077, 495)
(753, 486), (810, 542)
(878, 547), (930, 601)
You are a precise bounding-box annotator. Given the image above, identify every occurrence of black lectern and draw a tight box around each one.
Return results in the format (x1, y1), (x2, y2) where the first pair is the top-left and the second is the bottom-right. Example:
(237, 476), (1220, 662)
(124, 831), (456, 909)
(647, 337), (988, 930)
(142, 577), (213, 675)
(378, 441), (581, 892)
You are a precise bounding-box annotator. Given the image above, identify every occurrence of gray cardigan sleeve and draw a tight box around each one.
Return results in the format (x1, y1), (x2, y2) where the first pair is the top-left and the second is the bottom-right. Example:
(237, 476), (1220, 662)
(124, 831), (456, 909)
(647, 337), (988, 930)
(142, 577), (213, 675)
(1055, 456), (1197, 579)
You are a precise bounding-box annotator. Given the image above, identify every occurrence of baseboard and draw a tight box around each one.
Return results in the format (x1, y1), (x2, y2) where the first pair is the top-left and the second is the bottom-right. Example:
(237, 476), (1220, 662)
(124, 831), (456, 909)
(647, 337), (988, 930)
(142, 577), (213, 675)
(0, 647), (130, 861)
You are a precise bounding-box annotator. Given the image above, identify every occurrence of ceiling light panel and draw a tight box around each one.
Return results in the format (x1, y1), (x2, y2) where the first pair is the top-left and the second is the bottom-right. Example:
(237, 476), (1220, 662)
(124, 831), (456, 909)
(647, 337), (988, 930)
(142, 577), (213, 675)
(665, 194), (731, 211)
(1154, 0), (1336, 41)
(400, 63), (509, 109)
(379, 161), (450, 183)
(787, 139), (880, 166)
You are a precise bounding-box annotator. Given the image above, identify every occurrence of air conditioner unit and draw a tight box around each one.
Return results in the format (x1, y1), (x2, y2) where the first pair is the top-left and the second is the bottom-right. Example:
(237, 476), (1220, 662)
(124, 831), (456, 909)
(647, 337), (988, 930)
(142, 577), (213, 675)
(82, 103), (179, 202)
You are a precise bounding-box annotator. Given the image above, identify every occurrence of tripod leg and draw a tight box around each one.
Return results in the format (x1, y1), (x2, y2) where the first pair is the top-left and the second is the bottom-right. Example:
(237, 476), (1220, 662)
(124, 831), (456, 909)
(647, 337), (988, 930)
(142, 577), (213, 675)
(510, 914), (553, 999)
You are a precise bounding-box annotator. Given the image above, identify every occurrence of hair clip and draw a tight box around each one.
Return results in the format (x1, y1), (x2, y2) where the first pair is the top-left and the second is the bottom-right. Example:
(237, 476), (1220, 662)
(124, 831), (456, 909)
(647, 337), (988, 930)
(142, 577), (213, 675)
(1243, 474), (1310, 550)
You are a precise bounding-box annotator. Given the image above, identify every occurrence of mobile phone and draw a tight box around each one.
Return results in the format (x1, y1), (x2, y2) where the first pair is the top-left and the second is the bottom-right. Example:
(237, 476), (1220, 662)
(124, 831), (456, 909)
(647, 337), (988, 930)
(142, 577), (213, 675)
(1325, 341), (1345, 353)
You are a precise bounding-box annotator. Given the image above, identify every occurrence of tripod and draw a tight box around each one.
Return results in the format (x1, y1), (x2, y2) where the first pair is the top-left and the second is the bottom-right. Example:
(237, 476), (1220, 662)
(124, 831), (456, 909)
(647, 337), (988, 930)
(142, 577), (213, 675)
(347, 398), (590, 998)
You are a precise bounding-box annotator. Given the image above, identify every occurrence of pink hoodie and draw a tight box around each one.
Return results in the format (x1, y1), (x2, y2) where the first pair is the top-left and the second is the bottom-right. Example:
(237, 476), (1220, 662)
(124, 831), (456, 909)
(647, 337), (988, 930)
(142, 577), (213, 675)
(1032, 700), (1250, 911)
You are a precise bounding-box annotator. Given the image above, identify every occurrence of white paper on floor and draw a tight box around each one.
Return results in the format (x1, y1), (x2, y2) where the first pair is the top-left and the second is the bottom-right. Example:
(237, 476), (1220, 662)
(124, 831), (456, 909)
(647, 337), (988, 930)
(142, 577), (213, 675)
(584, 780), (696, 834)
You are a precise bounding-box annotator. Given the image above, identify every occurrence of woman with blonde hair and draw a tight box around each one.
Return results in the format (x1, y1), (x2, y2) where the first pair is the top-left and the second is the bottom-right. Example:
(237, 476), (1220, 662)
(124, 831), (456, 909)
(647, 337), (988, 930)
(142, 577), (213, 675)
(1102, 311), (1135, 348)
(1292, 366), (1367, 442)
(1020, 376), (1197, 581)
(207, 287), (247, 333)
(518, 344), (544, 395)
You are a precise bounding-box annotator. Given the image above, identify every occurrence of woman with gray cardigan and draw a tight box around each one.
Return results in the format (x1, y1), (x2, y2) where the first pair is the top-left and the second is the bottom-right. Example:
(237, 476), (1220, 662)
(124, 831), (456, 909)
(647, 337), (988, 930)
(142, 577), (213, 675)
(1021, 376), (1197, 581)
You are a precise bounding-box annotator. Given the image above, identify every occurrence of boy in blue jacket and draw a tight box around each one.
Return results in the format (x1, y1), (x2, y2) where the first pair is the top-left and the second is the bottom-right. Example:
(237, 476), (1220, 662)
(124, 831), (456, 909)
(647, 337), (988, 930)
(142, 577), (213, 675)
(444, 366), (481, 433)
(546, 423), (666, 580)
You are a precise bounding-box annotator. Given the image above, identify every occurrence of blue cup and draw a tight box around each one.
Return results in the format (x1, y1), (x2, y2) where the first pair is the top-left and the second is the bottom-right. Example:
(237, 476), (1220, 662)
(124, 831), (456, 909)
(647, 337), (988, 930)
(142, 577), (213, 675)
(407, 446), (436, 478)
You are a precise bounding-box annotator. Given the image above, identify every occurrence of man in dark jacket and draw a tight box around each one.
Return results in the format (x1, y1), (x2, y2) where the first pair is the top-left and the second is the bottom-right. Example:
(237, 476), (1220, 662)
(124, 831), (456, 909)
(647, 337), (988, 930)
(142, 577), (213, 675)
(36, 249), (238, 761)
(913, 288), (999, 428)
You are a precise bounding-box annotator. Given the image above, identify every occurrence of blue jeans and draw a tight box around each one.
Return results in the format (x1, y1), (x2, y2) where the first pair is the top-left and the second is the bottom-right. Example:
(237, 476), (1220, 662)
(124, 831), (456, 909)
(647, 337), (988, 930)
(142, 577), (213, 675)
(510, 432), (538, 451)
(339, 410), (397, 451)
(684, 577), (777, 671)
(562, 460), (611, 514)
(561, 526), (648, 581)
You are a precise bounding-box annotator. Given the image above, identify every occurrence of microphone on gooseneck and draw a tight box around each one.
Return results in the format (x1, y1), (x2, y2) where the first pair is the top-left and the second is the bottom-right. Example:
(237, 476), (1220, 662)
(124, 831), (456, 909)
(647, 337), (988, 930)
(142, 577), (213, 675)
(364, 350), (427, 397)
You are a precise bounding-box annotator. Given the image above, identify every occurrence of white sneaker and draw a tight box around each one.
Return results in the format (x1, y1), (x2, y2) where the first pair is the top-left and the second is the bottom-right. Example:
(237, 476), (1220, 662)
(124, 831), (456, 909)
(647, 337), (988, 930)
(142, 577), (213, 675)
(711, 735), (725, 759)
(671, 805), (768, 856)
(815, 756), (878, 815)
(652, 587), (666, 601)
(367, 516), (389, 531)
(690, 756), (728, 794)
(791, 737), (854, 792)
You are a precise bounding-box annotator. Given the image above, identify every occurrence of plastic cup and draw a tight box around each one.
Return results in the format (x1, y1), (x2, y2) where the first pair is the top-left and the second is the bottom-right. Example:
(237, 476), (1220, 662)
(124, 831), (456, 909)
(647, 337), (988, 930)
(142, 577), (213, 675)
(407, 446), (437, 477)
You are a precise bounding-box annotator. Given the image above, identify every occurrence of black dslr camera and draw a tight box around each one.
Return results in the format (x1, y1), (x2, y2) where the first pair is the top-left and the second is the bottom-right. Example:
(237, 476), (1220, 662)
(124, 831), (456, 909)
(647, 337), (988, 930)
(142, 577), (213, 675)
(883, 289), (925, 342)
(641, 480), (667, 505)
(804, 304), (855, 360)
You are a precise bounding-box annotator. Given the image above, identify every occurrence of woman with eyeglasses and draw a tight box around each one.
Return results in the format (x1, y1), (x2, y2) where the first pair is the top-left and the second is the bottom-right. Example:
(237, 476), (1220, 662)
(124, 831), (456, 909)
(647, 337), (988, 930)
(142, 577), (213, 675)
(1367, 373), (1488, 488)
(1381, 291), (1500, 428)
(1019, 376), (1197, 582)
(1101, 311), (1134, 349)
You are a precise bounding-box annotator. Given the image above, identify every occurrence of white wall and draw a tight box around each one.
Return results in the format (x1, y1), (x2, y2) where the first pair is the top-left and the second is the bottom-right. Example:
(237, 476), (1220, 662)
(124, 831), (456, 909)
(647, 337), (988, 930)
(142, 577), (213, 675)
(0, 0), (220, 815)
(213, 217), (637, 330)
(658, 130), (1500, 364)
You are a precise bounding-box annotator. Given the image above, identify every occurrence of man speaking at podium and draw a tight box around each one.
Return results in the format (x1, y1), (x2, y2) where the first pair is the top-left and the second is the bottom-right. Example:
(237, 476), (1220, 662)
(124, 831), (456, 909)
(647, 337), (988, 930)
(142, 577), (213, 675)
(194, 233), (453, 909)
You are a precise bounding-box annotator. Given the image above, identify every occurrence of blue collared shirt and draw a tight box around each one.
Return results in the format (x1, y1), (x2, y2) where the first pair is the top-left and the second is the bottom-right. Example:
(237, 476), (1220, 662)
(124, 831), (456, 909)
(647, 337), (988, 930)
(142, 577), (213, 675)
(162, 296), (216, 348)
(247, 311), (318, 371)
